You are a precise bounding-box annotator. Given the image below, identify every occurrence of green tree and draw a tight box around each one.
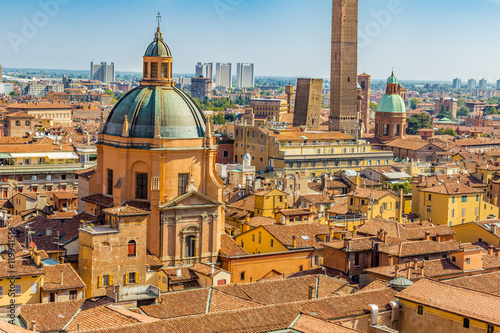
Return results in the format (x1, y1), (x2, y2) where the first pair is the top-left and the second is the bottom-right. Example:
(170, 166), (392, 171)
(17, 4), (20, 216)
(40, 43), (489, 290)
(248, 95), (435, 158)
(435, 128), (457, 137)
(9, 91), (19, 97)
(224, 113), (236, 122)
(457, 106), (470, 117)
(457, 99), (465, 107)
(410, 98), (419, 110)
(406, 113), (432, 135)
(484, 106), (498, 116)
(390, 181), (412, 194)
(436, 107), (453, 119)
(370, 102), (377, 110)
(212, 113), (227, 125)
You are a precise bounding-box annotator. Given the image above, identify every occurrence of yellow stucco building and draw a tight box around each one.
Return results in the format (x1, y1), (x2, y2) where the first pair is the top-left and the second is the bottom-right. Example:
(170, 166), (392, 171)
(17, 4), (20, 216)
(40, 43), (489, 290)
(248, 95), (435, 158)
(413, 182), (497, 226)
(221, 123), (395, 176)
(253, 189), (288, 217)
(347, 187), (403, 221)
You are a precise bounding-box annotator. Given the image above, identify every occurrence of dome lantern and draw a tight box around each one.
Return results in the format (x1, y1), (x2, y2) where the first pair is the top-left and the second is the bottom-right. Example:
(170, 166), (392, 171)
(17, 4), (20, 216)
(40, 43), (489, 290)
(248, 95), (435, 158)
(141, 12), (174, 87)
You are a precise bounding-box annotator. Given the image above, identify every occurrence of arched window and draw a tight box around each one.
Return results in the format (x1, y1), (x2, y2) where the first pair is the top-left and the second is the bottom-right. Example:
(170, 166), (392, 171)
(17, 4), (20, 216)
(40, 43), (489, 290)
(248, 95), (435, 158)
(185, 235), (195, 258)
(128, 240), (136, 257)
(240, 271), (245, 281)
(25, 121), (30, 126)
(15, 121), (20, 127)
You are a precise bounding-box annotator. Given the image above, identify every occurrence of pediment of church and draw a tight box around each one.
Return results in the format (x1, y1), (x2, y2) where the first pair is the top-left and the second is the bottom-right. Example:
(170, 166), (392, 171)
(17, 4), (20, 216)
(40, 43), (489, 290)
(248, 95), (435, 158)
(160, 190), (222, 210)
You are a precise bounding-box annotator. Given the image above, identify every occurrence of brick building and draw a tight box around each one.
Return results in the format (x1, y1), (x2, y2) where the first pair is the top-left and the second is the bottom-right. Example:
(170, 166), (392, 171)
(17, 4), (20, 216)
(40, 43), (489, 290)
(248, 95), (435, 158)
(330, 0), (359, 136)
(292, 78), (322, 129)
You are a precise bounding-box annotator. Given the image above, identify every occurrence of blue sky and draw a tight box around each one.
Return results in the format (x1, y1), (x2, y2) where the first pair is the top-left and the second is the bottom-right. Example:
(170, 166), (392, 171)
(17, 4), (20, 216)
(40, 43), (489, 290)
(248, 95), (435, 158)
(1, 0), (499, 81)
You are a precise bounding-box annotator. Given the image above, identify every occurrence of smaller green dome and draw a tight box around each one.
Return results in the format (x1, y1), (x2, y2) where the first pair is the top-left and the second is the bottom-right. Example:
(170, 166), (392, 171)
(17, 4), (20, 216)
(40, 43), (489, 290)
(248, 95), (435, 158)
(387, 73), (398, 84)
(144, 27), (172, 57)
(377, 94), (406, 113)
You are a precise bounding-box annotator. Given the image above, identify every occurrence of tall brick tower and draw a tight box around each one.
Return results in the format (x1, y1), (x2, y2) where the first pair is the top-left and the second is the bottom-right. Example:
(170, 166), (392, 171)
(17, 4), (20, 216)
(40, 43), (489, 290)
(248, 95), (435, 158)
(358, 73), (371, 133)
(293, 78), (323, 129)
(329, 0), (359, 137)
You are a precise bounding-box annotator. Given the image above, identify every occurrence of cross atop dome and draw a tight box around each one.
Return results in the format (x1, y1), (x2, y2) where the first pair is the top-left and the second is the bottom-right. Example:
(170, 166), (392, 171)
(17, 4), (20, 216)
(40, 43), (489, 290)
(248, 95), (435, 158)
(156, 11), (161, 27)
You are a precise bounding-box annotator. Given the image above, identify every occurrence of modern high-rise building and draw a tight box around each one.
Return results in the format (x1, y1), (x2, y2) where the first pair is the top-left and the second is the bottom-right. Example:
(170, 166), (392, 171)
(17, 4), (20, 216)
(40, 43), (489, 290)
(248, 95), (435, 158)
(453, 78), (461, 89)
(0, 64), (3, 83)
(468, 79), (477, 90)
(236, 63), (255, 88)
(479, 78), (487, 90)
(329, 0), (359, 137)
(293, 78), (323, 129)
(195, 62), (213, 80)
(90, 62), (115, 83)
(215, 63), (232, 88)
(497, 79), (500, 90)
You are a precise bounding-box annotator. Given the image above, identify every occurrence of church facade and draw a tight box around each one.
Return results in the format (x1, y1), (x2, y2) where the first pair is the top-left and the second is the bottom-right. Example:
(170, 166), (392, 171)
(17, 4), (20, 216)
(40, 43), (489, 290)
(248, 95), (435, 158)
(82, 19), (224, 267)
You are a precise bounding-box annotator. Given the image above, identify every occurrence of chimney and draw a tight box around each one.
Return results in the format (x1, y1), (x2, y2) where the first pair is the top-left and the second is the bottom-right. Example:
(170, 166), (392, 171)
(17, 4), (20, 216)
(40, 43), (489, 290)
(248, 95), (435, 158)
(488, 245), (495, 256)
(383, 231), (388, 243)
(61, 257), (65, 264)
(176, 268), (182, 277)
(46, 229), (52, 236)
(292, 236), (297, 248)
(406, 264), (412, 279)
(436, 234), (441, 242)
(424, 231), (431, 241)
(420, 262), (425, 276)
(413, 259), (418, 270)
(31, 321), (36, 331)
(211, 264), (215, 275)
(492, 224), (497, 235)
(60, 268), (64, 285)
(394, 265), (399, 278)
(308, 284), (317, 300)
(344, 238), (351, 250)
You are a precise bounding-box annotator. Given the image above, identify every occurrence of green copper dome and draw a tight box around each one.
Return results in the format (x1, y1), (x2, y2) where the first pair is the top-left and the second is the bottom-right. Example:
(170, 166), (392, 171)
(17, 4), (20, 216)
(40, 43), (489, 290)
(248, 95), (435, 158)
(377, 94), (406, 113)
(387, 73), (398, 84)
(144, 24), (172, 57)
(102, 86), (206, 139)
(145, 39), (171, 57)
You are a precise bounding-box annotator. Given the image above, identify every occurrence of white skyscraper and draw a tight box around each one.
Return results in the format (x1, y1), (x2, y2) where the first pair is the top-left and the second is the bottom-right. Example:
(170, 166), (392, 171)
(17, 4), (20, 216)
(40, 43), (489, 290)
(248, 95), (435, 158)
(195, 62), (213, 80)
(479, 78), (487, 90)
(468, 79), (476, 90)
(497, 79), (500, 90)
(215, 63), (232, 88)
(236, 63), (255, 88)
(90, 62), (115, 83)
(452, 78), (461, 89)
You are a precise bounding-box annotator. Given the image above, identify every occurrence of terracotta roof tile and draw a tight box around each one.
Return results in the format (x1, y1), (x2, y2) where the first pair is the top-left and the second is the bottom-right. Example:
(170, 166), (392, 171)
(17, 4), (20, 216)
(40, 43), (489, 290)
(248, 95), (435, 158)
(42, 264), (85, 291)
(81, 193), (114, 208)
(262, 224), (330, 249)
(443, 271), (500, 295)
(219, 234), (249, 257)
(291, 314), (362, 332)
(102, 205), (150, 217)
(0, 259), (44, 278)
(397, 278), (500, 326)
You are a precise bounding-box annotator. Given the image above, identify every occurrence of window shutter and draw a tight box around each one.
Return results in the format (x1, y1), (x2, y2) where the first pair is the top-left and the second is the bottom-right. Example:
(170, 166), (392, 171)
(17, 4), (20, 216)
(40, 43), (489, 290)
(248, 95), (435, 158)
(98, 275), (102, 287)
(136, 272), (140, 284)
(125, 273), (129, 285)
(109, 274), (113, 285)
